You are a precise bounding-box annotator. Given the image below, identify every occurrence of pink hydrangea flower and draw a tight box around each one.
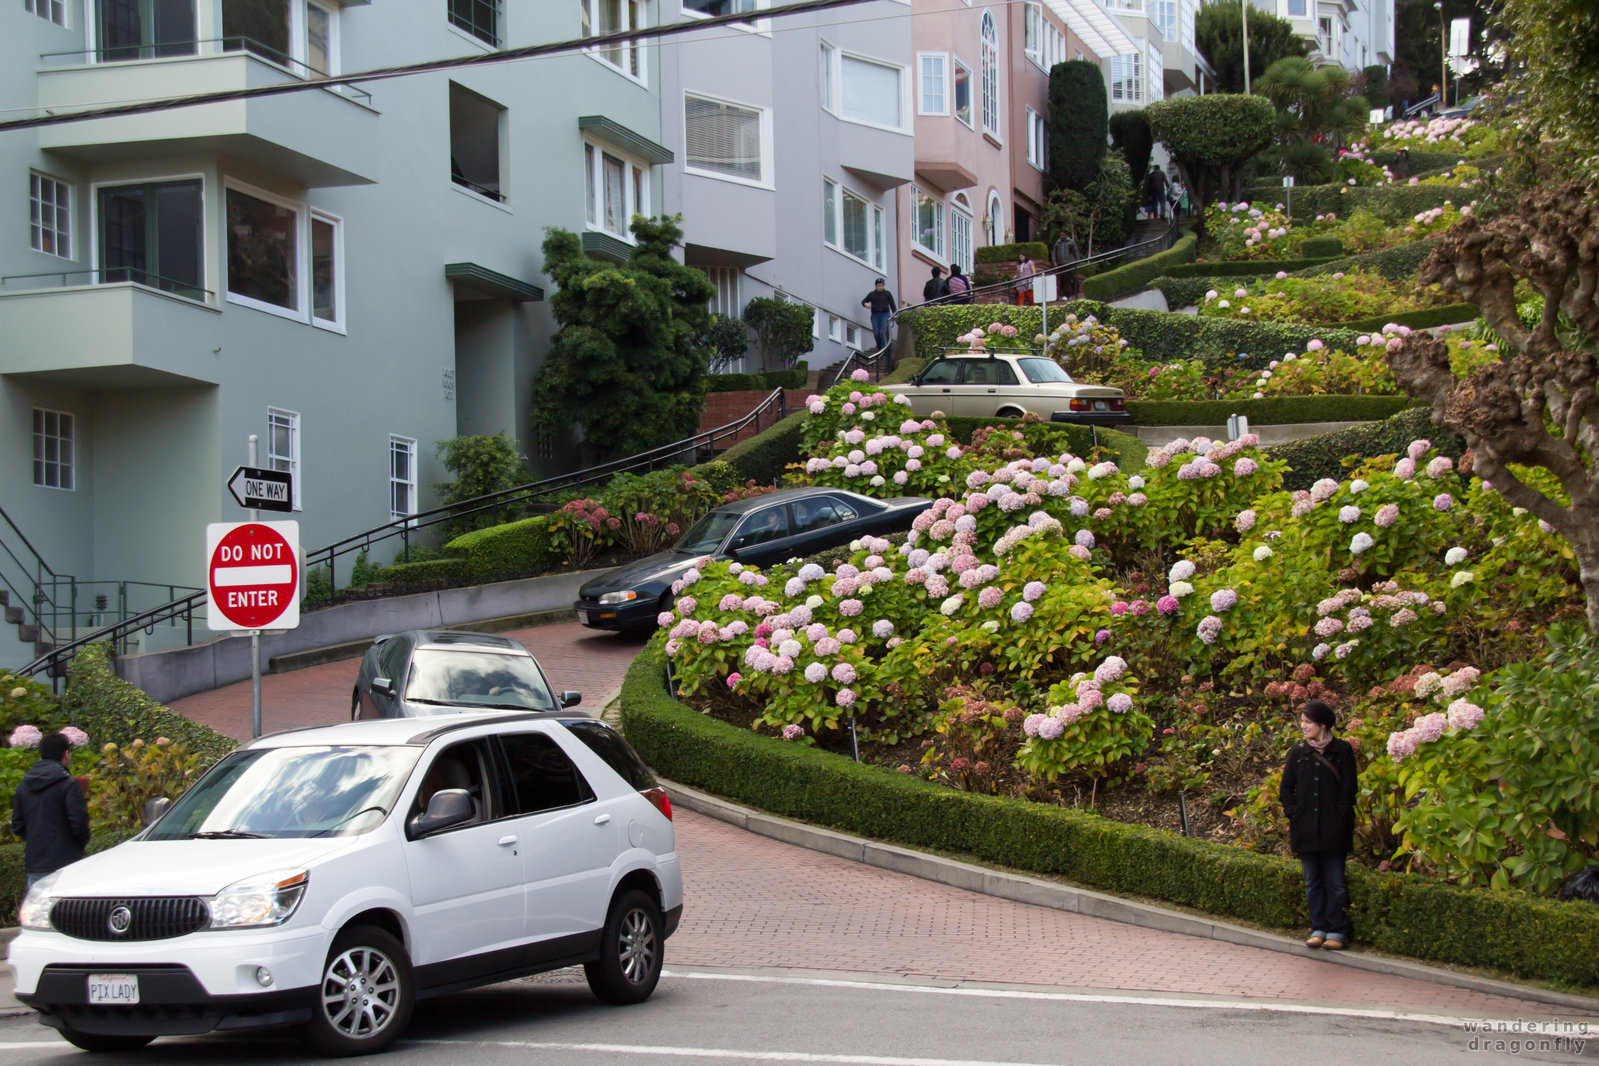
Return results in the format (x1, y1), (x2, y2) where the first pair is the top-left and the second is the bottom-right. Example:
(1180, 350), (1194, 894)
(1433, 493), (1454, 511)
(9, 724), (43, 748)
(782, 724), (805, 740)
(831, 662), (857, 685)
(1210, 589), (1238, 612)
(1426, 456), (1453, 478)
(1010, 601), (1034, 624)
(60, 726), (89, 747)
(1156, 595), (1179, 615)
(1374, 504), (1399, 528)
(1197, 616), (1223, 644)
(835, 688), (858, 707)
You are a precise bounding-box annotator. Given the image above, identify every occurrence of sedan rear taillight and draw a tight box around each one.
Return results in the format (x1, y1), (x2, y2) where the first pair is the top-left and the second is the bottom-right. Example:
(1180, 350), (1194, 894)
(1069, 398), (1091, 411)
(641, 786), (673, 821)
(1111, 397), (1126, 411)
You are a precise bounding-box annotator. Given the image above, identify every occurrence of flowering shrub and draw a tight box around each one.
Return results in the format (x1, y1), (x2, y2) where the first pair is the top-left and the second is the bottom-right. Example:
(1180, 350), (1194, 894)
(1214, 326), (1498, 399)
(1198, 269), (1445, 325)
(1204, 202), (1306, 260)
(1040, 312), (1144, 391)
(1370, 115), (1501, 155)
(89, 738), (208, 832)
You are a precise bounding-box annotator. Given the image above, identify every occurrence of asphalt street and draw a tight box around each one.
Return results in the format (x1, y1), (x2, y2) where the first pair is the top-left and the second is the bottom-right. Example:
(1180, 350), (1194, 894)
(0, 965), (1590, 1065)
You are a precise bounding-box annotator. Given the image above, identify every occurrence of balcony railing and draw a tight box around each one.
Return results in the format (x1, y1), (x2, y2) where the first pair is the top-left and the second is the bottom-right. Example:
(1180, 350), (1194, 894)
(0, 268), (214, 302)
(39, 37), (371, 106)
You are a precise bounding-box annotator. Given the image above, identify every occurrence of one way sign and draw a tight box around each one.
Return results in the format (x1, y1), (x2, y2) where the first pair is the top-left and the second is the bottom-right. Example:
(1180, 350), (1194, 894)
(227, 466), (294, 512)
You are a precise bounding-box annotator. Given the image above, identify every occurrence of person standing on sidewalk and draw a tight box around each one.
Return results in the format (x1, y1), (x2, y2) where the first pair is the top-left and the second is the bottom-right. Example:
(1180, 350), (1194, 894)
(1013, 253), (1036, 306)
(1279, 701), (1358, 950)
(860, 278), (896, 352)
(12, 731), (91, 889)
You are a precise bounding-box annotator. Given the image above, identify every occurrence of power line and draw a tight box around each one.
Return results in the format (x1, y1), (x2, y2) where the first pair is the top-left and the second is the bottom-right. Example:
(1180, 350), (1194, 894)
(0, 0), (884, 134)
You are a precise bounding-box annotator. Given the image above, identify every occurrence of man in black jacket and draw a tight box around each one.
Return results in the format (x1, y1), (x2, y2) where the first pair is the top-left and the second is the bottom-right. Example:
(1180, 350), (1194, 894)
(1279, 701), (1358, 949)
(861, 279), (896, 352)
(12, 731), (90, 889)
(922, 266), (947, 303)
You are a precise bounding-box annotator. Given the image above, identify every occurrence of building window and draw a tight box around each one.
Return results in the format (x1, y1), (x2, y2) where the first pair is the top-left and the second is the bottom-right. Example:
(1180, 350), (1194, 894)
(449, 82), (505, 202)
(918, 52), (947, 115)
(841, 189), (870, 261)
(980, 12), (1000, 138)
(30, 172), (71, 259)
(96, 0), (195, 61)
(1045, 22), (1065, 68)
(703, 267), (742, 318)
(447, 0), (498, 45)
(267, 407), (301, 509)
(828, 314), (843, 343)
(685, 93), (768, 185)
(32, 409), (74, 491)
(911, 185), (944, 260)
(218, 0), (341, 76)
(27, 0), (67, 24)
(310, 210), (341, 330)
(819, 41), (836, 110)
(97, 179), (203, 297)
(1024, 3), (1042, 66)
(582, 0), (645, 80)
(1155, 0), (1177, 40)
(305, 0), (336, 72)
(1111, 52), (1143, 102)
(950, 194), (974, 274)
(390, 436), (417, 522)
(226, 183), (300, 315)
(872, 205), (885, 271)
(822, 178), (838, 245)
(1287, 0), (1306, 15)
(683, 0), (760, 16)
(840, 53), (904, 130)
(952, 59), (973, 127)
(986, 191), (1003, 246)
(1026, 107), (1048, 170)
(583, 141), (649, 240)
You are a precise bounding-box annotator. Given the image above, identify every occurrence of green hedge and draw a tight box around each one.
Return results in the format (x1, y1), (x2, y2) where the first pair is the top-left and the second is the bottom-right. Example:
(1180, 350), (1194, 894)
(710, 413), (806, 486)
(444, 515), (559, 583)
(1153, 275), (1262, 310)
(1079, 230), (1199, 302)
(1268, 406), (1467, 492)
(1331, 303), (1480, 332)
(1, 828), (140, 925)
(1299, 235), (1344, 257)
(1283, 183), (1464, 223)
(1292, 237), (1443, 281)
(1129, 395), (1418, 427)
(62, 644), (236, 761)
(621, 647), (1599, 986)
(707, 366), (808, 393)
(975, 242), (1049, 265)
(1164, 256), (1341, 278)
(1369, 148), (1477, 173)
(379, 556), (472, 592)
(1092, 307), (1366, 371)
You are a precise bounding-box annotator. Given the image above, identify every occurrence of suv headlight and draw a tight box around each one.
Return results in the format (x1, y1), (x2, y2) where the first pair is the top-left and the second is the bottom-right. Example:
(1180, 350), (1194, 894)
(598, 590), (638, 606)
(209, 870), (308, 929)
(18, 870), (60, 931)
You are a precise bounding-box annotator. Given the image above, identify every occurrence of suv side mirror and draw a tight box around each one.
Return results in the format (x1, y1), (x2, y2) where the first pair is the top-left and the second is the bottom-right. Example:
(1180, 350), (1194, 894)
(559, 691), (582, 708)
(371, 678), (394, 698)
(140, 797), (171, 827)
(406, 788), (473, 838)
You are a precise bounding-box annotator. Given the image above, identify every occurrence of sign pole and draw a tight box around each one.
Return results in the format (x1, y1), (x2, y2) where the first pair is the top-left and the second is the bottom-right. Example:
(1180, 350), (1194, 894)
(248, 434), (262, 740)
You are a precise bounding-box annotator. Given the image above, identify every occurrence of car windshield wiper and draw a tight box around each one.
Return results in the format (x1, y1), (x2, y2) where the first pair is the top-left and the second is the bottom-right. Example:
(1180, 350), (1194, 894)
(190, 829), (267, 839)
(476, 702), (551, 712)
(404, 697), (453, 705)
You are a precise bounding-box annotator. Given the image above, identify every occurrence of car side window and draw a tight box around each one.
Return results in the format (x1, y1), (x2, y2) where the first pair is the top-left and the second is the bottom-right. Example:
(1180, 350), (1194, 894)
(920, 360), (959, 386)
(499, 731), (595, 815)
(991, 361), (1019, 385)
(730, 506), (791, 549)
(561, 720), (657, 791)
(377, 636), (409, 679)
(792, 498), (841, 533)
(822, 495), (857, 521)
(412, 739), (495, 826)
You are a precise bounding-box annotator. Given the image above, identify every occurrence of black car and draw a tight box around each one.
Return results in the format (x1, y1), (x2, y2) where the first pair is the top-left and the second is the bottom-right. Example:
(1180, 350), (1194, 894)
(351, 628), (582, 719)
(574, 487), (932, 631)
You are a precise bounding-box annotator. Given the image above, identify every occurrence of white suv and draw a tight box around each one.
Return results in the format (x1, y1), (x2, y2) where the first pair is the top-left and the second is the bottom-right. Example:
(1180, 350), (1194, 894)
(8, 713), (682, 1056)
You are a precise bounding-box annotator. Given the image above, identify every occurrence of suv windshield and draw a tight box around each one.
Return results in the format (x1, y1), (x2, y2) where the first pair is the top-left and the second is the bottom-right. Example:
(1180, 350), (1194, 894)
(1018, 358), (1073, 384)
(147, 746), (421, 840)
(405, 649), (556, 710)
(673, 511), (741, 554)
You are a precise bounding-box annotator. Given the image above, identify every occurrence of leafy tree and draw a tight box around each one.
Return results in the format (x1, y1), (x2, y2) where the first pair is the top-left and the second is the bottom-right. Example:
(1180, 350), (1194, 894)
(1047, 60), (1108, 193)
(697, 313), (751, 374)
(433, 432), (529, 533)
(1355, 64), (1389, 114)
(742, 295), (815, 370)
(1386, 180), (1599, 632)
(1108, 109), (1153, 187)
(532, 216), (715, 463)
(1040, 152), (1135, 257)
(1497, 0), (1599, 183)
(1195, 0), (1308, 94)
(1395, 0), (1507, 105)
(1255, 57), (1370, 182)
(1146, 95), (1275, 233)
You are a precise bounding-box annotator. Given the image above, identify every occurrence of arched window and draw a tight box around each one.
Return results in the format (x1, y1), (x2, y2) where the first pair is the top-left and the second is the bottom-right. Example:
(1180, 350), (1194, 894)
(980, 11), (1000, 137)
(986, 190), (1003, 246)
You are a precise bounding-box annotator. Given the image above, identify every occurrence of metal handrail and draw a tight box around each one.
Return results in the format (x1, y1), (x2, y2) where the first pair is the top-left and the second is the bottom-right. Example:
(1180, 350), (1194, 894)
(0, 268), (215, 300)
(39, 37), (372, 105)
(825, 217), (1182, 390)
(19, 389), (793, 681)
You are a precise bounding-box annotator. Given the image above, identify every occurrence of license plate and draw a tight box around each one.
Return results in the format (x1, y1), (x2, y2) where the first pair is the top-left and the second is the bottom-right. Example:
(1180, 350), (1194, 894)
(1093, 400), (1108, 411)
(87, 974), (139, 1005)
(576, 610), (588, 625)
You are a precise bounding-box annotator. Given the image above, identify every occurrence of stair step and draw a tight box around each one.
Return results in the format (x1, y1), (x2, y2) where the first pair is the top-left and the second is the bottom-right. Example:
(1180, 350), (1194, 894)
(3, 604), (20, 625)
(0, 589), (9, 607)
(18, 622), (39, 642)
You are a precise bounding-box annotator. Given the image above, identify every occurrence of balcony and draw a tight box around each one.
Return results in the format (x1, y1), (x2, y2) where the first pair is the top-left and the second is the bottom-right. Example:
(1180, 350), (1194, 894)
(0, 277), (222, 388)
(36, 39), (378, 187)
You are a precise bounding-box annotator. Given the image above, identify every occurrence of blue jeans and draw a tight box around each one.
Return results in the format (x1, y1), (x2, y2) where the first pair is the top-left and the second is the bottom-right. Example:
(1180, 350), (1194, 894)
(870, 311), (891, 352)
(1300, 851), (1351, 940)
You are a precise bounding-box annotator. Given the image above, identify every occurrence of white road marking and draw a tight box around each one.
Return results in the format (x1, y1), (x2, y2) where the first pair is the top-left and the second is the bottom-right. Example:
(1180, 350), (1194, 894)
(212, 563), (293, 585)
(410, 1040), (1065, 1065)
(659, 969), (1593, 1030)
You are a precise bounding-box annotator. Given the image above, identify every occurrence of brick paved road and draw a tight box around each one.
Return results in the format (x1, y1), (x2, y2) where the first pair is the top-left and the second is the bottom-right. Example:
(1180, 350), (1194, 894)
(168, 621), (1572, 1021)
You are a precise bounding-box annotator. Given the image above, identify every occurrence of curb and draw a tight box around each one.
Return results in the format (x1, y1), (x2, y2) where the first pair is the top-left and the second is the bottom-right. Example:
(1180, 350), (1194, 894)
(662, 778), (1599, 1016)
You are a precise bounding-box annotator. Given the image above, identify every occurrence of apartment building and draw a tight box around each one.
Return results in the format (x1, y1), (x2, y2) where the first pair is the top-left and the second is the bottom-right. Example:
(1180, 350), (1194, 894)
(1248, 0), (1394, 73)
(655, 0), (915, 368)
(0, 0), (669, 658)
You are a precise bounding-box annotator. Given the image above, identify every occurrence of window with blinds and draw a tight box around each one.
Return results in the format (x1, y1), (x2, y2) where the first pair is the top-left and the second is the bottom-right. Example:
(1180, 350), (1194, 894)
(685, 94), (765, 183)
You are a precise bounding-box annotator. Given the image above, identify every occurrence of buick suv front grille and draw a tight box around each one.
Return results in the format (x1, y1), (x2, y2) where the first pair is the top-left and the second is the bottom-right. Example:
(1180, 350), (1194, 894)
(51, 897), (209, 941)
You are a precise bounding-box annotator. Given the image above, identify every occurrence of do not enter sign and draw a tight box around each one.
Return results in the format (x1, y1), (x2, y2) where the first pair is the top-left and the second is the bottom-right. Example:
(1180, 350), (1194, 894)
(206, 521), (301, 631)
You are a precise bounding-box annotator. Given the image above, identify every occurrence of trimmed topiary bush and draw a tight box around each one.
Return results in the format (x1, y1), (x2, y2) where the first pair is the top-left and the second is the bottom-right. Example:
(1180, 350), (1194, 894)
(1299, 235), (1344, 257)
(61, 644), (236, 760)
(1048, 59), (1109, 192)
(445, 516), (560, 582)
(1079, 230), (1199, 302)
(1294, 237), (1443, 281)
(1330, 303), (1480, 332)
(1282, 183), (1463, 223)
(1266, 406), (1466, 492)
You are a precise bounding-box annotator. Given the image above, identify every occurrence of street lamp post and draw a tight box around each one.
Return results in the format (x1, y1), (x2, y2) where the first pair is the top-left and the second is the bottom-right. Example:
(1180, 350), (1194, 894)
(1242, 0), (1251, 92)
(1434, 1), (1446, 112)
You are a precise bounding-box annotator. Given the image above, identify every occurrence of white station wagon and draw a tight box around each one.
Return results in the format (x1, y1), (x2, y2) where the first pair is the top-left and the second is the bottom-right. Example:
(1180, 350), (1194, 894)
(883, 352), (1130, 425)
(8, 713), (682, 1056)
